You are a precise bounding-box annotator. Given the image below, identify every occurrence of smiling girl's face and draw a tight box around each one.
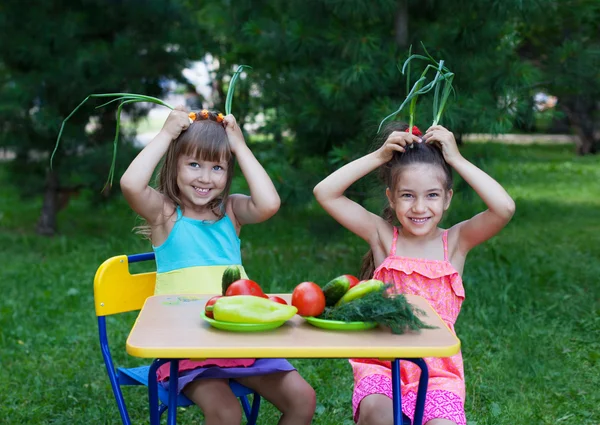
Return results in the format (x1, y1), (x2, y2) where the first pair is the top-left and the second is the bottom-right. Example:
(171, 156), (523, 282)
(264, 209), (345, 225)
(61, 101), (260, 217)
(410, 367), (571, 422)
(157, 117), (235, 216)
(386, 163), (453, 237)
(176, 153), (229, 212)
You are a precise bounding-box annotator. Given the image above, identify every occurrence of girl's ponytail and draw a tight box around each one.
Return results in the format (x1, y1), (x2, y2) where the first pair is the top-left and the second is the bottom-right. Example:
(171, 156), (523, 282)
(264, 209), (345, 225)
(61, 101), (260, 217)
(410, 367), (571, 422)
(358, 205), (396, 280)
(358, 250), (375, 281)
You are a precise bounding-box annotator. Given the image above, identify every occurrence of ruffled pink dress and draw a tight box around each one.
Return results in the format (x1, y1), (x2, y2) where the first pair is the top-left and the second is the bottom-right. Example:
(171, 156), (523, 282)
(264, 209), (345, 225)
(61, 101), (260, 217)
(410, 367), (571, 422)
(349, 228), (467, 425)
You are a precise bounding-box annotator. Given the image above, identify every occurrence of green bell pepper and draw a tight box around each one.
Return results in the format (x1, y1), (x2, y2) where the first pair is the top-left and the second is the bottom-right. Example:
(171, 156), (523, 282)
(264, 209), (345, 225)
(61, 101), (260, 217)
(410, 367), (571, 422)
(335, 279), (385, 306)
(213, 295), (298, 323)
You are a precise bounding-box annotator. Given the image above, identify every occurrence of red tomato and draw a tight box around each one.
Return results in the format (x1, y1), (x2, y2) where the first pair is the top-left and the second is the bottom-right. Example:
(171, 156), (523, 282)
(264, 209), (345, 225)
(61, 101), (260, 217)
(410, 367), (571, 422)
(204, 295), (222, 319)
(268, 295), (288, 305)
(291, 282), (326, 317)
(344, 274), (360, 289)
(225, 279), (268, 298)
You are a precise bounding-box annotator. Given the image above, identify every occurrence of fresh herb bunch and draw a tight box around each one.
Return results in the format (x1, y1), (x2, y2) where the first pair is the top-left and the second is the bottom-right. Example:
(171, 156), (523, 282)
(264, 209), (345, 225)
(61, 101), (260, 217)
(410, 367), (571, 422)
(318, 285), (436, 334)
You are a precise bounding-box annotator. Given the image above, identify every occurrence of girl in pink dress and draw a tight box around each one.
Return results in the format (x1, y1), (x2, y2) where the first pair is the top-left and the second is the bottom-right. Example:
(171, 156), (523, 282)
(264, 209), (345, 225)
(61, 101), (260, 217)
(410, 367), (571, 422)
(313, 123), (515, 425)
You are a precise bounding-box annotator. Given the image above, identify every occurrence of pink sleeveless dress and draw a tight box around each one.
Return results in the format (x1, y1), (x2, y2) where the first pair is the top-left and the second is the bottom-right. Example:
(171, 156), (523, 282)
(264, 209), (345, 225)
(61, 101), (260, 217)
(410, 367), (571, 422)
(349, 228), (467, 425)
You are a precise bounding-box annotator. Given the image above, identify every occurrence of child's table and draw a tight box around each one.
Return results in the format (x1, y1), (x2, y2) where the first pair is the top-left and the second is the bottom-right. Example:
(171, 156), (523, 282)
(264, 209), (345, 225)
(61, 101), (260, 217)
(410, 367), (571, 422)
(126, 294), (460, 425)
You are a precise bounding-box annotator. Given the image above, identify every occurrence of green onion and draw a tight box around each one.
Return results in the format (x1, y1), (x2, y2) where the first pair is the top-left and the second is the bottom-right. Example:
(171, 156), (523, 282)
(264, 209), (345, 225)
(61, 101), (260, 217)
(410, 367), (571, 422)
(432, 71), (455, 126)
(225, 65), (252, 116)
(50, 94), (175, 189)
(378, 45), (455, 134)
(51, 64), (252, 189)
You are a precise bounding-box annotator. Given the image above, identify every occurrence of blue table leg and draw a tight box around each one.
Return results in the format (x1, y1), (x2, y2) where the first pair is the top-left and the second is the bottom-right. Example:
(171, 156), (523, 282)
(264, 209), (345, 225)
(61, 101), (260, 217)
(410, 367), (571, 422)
(167, 360), (179, 425)
(401, 358), (429, 425)
(391, 359), (402, 425)
(148, 359), (170, 425)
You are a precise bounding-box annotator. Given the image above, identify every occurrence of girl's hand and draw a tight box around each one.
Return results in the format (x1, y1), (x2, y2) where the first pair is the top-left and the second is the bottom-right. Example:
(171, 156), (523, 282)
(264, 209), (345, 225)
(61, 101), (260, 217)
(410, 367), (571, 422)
(159, 106), (191, 140)
(375, 131), (421, 163)
(223, 114), (247, 154)
(423, 125), (462, 164)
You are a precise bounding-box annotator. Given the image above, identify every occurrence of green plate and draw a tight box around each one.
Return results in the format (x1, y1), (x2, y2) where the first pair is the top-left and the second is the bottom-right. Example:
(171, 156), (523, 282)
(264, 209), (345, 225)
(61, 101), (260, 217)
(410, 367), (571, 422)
(200, 311), (286, 332)
(304, 317), (377, 331)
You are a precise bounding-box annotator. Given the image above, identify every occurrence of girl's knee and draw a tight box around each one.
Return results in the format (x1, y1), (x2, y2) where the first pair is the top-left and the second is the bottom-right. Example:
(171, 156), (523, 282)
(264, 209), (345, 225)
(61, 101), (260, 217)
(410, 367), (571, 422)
(202, 399), (243, 424)
(425, 420), (458, 425)
(357, 407), (390, 425)
(282, 374), (317, 417)
(183, 379), (243, 424)
(357, 395), (392, 425)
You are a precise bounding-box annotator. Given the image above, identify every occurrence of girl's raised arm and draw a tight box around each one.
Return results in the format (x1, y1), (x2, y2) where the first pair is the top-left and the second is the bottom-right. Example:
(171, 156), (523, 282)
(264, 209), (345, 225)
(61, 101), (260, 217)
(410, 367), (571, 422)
(314, 131), (420, 245)
(120, 107), (190, 224)
(424, 125), (516, 253)
(223, 115), (280, 226)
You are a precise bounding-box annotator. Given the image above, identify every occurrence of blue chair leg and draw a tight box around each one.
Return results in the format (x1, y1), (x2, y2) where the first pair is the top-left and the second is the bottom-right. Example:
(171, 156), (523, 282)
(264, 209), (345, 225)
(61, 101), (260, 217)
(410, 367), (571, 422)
(158, 404), (168, 417)
(98, 317), (132, 425)
(167, 360), (180, 425)
(148, 359), (171, 425)
(240, 395), (251, 418)
(246, 392), (261, 425)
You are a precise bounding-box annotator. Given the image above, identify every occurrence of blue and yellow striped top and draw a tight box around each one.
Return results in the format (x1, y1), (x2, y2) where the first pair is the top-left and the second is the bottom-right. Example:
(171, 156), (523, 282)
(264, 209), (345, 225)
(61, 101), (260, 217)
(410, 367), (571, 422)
(153, 206), (247, 295)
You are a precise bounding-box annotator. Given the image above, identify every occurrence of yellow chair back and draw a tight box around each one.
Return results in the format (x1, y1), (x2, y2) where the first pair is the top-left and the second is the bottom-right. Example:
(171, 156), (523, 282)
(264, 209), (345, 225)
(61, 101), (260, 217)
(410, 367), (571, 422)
(94, 255), (156, 317)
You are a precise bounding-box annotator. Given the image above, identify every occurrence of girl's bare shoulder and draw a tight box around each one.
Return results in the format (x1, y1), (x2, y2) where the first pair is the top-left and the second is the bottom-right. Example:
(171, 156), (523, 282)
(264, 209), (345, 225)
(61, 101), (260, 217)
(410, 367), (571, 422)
(161, 196), (177, 218)
(224, 195), (243, 234)
(446, 224), (467, 274)
(374, 219), (395, 260)
(148, 198), (178, 246)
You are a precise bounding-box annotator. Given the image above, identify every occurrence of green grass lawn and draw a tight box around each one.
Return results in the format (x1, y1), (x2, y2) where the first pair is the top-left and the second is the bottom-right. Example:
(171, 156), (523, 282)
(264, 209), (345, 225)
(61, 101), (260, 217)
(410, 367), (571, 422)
(0, 143), (598, 424)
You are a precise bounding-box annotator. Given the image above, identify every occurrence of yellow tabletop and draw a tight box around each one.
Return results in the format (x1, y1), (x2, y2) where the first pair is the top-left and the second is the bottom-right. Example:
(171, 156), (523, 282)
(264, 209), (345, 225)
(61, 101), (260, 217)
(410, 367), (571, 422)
(126, 294), (460, 360)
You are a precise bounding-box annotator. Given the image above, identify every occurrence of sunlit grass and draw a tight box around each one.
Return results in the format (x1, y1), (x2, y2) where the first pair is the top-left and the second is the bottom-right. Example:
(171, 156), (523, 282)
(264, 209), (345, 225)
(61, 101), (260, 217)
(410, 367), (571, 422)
(0, 142), (598, 424)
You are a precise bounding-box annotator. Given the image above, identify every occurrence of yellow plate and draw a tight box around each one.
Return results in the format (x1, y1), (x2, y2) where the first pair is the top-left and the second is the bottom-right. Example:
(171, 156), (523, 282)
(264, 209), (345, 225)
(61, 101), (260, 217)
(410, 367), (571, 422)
(200, 311), (286, 332)
(304, 317), (377, 331)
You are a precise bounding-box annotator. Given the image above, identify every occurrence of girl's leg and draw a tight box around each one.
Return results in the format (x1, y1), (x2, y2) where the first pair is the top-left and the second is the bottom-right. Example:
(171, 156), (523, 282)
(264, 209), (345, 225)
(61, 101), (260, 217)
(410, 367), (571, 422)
(236, 370), (316, 425)
(357, 394), (393, 425)
(357, 395), (459, 425)
(182, 378), (243, 425)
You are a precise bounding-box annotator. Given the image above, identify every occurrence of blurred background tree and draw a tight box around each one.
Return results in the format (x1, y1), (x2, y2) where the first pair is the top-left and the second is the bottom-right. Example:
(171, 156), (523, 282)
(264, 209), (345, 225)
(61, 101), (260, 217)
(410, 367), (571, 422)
(1, 0), (598, 234)
(517, 0), (600, 154)
(0, 0), (204, 235)
(198, 0), (541, 203)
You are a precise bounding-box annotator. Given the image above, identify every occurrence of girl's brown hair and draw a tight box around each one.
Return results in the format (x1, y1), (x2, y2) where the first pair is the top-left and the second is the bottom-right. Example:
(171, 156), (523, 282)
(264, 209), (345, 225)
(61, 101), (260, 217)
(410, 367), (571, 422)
(135, 111), (234, 238)
(358, 122), (453, 280)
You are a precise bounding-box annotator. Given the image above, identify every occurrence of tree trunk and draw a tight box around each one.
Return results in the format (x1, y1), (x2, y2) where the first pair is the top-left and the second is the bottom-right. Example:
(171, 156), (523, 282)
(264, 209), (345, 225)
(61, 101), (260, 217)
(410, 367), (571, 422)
(395, 0), (409, 48)
(36, 169), (59, 236)
(455, 133), (463, 146)
(562, 102), (599, 155)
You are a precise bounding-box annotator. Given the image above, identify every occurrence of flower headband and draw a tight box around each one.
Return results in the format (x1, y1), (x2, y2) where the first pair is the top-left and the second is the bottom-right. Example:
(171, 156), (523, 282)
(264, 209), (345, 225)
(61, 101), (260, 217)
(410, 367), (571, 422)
(188, 110), (224, 123)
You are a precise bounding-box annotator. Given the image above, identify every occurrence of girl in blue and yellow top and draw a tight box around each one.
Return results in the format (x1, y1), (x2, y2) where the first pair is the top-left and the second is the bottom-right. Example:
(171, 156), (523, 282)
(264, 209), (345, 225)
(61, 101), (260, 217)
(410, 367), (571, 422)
(120, 106), (316, 425)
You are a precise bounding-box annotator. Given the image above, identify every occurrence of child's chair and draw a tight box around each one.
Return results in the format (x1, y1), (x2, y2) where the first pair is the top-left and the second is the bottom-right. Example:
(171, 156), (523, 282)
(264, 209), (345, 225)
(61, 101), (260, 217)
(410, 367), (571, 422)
(94, 253), (261, 425)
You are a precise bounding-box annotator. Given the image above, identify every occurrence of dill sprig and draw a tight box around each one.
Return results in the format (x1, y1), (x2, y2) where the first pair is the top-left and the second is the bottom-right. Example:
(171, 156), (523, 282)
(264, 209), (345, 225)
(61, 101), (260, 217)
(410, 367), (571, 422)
(318, 286), (436, 334)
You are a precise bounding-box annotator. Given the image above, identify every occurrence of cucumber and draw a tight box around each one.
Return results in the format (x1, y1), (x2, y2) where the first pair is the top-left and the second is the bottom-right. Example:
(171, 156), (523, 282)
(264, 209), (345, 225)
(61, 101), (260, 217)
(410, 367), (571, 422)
(221, 266), (242, 295)
(335, 279), (385, 306)
(322, 275), (351, 307)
